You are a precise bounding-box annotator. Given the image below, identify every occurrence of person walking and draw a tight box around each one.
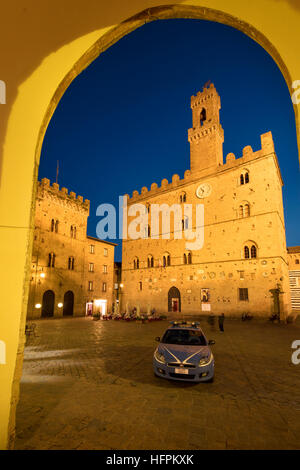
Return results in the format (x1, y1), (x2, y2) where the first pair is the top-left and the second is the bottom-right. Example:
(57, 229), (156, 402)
(218, 313), (225, 332)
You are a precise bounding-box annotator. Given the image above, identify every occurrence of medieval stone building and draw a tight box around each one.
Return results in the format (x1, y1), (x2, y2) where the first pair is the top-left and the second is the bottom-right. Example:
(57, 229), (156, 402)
(121, 84), (292, 319)
(27, 178), (116, 318)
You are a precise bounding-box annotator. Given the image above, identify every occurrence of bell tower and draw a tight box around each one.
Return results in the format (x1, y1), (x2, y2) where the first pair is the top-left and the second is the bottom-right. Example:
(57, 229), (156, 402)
(188, 83), (224, 173)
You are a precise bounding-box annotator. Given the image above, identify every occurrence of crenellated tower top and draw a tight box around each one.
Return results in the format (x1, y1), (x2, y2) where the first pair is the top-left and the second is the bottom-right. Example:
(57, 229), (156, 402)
(188, 83), (224, 173)
(37, 178), (90, 213)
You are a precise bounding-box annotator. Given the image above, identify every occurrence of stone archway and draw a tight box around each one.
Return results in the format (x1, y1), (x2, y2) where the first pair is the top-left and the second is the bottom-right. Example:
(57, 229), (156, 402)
(63, 291), (74, 316)
(2, 1), (300, 450)
(168, 286), (181, 313)
(41, 290), (55, 318)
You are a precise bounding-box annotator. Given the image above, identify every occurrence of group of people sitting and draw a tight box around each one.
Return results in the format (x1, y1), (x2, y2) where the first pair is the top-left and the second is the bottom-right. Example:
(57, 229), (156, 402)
(101, 307), (166, 322)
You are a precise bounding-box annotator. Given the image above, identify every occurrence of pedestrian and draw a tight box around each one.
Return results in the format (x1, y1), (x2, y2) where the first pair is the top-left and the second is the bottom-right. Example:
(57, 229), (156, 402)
(218, 313), (225, 332)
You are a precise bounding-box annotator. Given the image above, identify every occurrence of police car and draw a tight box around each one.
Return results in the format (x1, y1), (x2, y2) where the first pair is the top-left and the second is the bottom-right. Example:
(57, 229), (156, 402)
(153, 321), (215, 382)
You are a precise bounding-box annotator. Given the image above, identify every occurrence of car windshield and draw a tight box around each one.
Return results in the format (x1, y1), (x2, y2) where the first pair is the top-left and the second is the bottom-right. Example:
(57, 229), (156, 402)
(161, 329), (207, 346)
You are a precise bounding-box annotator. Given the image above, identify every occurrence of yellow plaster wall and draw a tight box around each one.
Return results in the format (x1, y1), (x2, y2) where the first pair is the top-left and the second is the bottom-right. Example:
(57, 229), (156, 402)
(0, 0), (299, 449)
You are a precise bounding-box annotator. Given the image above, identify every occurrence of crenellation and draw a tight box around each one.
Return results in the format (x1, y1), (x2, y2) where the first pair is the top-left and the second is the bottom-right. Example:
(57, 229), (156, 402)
(36, 179), (90, 211)
(226, 153), (236, 164)
(161, 178), (168, 188)
(172, 174), (180, 185)
(261, 131), (275, 154)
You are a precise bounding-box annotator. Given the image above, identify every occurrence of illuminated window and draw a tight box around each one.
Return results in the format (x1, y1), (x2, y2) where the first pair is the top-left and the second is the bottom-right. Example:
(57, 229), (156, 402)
(89, 263), (94, 272)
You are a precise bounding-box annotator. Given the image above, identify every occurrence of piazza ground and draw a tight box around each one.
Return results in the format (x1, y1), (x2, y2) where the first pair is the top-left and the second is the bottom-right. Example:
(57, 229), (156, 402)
(14, 316), (300, 450)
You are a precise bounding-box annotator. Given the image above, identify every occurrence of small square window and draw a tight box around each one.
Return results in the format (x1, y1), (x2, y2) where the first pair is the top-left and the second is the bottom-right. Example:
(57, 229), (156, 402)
(104, 248), (108, 257)
(103, 265), (107, 274)
(90, 245), (95, 254)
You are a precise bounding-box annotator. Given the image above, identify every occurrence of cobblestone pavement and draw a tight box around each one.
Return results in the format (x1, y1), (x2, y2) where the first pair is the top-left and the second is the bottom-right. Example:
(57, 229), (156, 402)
(14, 317), (300, 450)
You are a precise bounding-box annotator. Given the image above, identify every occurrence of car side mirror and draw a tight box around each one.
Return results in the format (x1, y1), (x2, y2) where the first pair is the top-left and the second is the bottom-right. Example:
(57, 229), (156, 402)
(208, 339), (215, 345)
(155, 336), (160, 342)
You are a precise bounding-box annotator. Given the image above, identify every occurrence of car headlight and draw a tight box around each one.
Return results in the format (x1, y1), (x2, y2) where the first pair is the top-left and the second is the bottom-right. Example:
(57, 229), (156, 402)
(199, 354), (213, 366)
(154, 349), (166, 364)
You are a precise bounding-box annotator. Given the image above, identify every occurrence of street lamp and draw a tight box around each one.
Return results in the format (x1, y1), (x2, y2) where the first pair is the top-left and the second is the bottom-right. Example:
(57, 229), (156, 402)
(58, 303), (63, 308)
(35, 303), (41, 309)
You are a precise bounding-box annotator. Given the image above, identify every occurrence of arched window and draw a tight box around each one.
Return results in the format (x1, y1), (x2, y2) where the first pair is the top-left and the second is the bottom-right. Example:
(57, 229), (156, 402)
(162, 254), (170, 267)
(51, 219), (55, 232)
(244, 204), (250, 217)
(239, 203), (250, 218)
(179, 192), (186, 203)
(68, 256), (74, 270)
(55, 220), (59, 233)
(148, 255), (154, 268)
(48, 252), (55, 267)
(70, 225), (77, 238)
(145, 203), (150, 214)
(240, 170), (250, 186)
(183, 253), (187, 264)
(134, 257), (139, 269)
(200, 107), (206, 126)
(251, 245), (257, 258)
(188, 252), (192, 264)
(244, 246), (250, 259)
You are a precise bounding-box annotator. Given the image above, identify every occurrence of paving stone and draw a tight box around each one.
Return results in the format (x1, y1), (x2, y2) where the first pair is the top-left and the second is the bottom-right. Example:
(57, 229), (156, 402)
(14, 317), (300, 450)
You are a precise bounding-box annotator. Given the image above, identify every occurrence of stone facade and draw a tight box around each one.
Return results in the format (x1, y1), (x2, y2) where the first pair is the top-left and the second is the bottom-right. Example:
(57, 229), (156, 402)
(121, 84), (292, 319)
(27, 178), (116, 319)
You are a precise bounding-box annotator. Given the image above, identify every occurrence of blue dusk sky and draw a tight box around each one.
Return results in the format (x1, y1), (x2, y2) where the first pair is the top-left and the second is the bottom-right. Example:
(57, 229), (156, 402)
(38, 19), (300, 261)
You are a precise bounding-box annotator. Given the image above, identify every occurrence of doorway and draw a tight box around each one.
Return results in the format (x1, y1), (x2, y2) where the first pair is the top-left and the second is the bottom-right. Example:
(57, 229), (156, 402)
(168, 286), (181, 312)
(63, 291), (74, 316)
(41, 290), (55, 318)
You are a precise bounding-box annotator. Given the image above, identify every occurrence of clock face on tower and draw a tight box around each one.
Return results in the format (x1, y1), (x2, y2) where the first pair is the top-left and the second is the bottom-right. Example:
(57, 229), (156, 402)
(196, 183), (212, 199)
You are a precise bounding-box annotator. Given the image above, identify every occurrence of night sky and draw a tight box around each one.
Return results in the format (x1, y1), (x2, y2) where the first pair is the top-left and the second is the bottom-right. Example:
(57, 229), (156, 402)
(39, 19), (300, 261)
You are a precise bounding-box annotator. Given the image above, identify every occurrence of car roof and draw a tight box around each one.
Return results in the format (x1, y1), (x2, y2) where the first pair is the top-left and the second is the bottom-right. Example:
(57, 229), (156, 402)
(165, 321), (204, 333)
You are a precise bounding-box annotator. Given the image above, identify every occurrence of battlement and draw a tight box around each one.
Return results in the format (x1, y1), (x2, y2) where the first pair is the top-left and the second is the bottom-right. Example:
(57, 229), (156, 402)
(126, 131), (278, 203)
(37, 178), (90, 210)
(190, 82), (219, 109)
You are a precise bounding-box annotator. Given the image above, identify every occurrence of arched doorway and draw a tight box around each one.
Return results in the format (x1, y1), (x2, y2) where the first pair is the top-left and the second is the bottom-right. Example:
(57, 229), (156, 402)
(168, 286), (181, 312)
(63, 291), (74, 316)
(41, 290), (55, 318)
